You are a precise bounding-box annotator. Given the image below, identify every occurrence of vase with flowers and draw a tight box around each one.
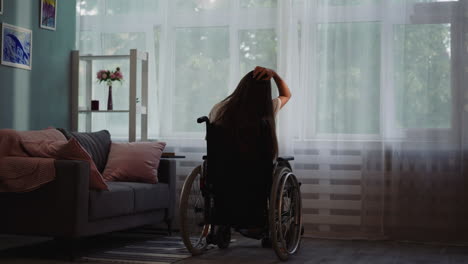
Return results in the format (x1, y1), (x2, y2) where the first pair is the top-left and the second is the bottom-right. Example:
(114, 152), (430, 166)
(96, 67), (123, 110)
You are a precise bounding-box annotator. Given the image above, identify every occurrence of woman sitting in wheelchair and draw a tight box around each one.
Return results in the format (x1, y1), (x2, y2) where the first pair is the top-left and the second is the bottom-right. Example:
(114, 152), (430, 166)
(180, 66), (301, 261)
(207, 66), (291, 236)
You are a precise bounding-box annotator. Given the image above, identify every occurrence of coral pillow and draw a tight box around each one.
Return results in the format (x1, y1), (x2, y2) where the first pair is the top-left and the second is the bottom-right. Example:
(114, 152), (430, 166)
(21, 138), (108, 191)
(103, 142), (166, 184)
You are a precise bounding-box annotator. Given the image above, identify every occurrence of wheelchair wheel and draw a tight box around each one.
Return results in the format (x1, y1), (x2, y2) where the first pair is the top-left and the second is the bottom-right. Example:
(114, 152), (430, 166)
(270, 167), (302, 261)
(179, 165), (210, 256)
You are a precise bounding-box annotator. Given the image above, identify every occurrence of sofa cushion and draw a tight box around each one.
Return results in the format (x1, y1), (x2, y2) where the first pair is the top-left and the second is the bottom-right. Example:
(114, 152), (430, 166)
(57, 129), (111, 173)
(103, 142), (166, 184)
(89, 182), (169, 220)
(89, 182), (134, 220)
(117, 182), (170, 212)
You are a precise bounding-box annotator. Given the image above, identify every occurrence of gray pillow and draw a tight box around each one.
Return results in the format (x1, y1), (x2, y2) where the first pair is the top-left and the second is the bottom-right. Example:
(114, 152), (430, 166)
(57, 129), (111, 173)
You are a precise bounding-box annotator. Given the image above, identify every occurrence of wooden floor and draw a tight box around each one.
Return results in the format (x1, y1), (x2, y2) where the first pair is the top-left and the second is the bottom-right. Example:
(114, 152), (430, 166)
(1, 235), (468, 264)
(176, 237), (468, 264)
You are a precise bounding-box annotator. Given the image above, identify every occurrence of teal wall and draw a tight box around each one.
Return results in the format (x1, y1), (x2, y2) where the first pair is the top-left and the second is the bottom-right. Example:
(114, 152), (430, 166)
(0, 0), (76, 130)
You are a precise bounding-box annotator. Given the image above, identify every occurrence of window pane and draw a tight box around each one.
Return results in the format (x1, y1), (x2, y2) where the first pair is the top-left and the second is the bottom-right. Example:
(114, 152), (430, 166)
(176, 0), (229, 11)
(318, 0), (380, 6)
(78, 0), (101, 16)
(106, 0), (159, 15)
(240, 0), (277, 8)
(101, 32), (146, 55)
(239, 29), (278, 76)
(393, 24), (451, 129)
(316, 22), (381, 134)
(174, 27), (230, 132)
(79, 112), (129, 140)
(79, 31), (100, 55)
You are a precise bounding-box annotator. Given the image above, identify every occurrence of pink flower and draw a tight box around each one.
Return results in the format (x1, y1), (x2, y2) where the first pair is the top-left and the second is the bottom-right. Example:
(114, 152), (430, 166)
(110, 74), (116, 79)
(102, 73), (107, 79)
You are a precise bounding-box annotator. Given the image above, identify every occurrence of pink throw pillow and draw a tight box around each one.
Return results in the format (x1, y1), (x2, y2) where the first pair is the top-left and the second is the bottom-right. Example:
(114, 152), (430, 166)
(103, 142), (166, 184)
(21, 138), (108, 191)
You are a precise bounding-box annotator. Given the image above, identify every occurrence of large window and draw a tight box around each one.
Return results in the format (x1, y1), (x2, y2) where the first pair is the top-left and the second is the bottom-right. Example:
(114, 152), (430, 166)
(77, 0), (461, 140)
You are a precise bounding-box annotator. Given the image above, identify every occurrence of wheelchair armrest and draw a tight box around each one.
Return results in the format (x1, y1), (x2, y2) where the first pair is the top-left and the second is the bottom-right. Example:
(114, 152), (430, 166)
(202, 155), (207, 160)
(277, 156), (294, 161)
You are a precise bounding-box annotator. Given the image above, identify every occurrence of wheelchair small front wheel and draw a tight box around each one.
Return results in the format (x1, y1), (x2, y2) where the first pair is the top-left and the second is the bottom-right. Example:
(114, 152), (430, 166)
(179, 165), (210, 256)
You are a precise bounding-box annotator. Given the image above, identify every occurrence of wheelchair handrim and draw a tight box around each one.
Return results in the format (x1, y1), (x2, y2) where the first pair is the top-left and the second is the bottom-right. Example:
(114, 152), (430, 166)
(276, 172), (302, 255)
(179, 165), (209, 255)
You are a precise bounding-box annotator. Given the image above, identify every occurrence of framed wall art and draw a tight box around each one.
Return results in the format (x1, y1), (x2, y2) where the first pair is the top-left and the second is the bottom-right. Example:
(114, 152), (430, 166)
(40, 0), (57, 30)
(1, 23), (33, 70)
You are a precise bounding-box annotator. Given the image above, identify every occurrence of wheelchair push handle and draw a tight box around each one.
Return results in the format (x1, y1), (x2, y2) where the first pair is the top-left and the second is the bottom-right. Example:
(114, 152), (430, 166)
(277, 156), (294, 161)
(197, 116), (210, 124)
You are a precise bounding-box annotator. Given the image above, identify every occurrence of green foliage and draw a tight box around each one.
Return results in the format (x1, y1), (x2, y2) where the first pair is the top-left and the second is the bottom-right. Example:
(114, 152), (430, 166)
(174, 27), (230, 132)
(173, 27), (278, 133)
(394, 24), (451, 129)
(239, 29), (278, 74)
(316, 22), (381, 134)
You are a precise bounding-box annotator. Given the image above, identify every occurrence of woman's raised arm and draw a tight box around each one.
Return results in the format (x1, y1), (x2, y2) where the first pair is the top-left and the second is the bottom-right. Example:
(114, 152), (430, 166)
(253, 66), (291, 108)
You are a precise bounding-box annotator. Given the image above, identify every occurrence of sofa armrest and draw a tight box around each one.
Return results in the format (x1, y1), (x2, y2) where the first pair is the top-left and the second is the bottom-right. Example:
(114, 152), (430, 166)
(157, 159), (176, 221)
(54, 160), (90, 235)
(0, 159), (90, 237)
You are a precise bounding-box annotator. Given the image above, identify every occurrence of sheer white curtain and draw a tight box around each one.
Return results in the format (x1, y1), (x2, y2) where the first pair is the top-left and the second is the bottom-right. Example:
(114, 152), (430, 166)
(77, 0), (468, 241)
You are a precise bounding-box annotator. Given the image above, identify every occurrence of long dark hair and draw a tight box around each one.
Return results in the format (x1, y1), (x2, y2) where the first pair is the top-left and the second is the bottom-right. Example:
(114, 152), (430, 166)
(214, 71), (278, 159)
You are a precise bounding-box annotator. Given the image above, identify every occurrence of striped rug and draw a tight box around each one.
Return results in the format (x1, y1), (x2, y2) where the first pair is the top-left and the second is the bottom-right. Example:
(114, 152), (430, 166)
(81, 231), (193, 264)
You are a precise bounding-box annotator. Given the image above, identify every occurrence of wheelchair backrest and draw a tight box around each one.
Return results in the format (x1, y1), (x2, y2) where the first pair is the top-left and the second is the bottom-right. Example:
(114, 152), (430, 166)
(205, 121), (274, 178)
(202, 119), (274, 226)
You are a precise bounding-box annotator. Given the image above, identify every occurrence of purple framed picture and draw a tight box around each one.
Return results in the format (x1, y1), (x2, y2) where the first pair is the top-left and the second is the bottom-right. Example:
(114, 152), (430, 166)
(40, 0), (57, 31)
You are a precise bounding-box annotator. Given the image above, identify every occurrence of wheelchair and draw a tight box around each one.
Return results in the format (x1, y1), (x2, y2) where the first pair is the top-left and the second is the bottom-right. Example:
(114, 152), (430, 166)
(179, 116), (303, 261)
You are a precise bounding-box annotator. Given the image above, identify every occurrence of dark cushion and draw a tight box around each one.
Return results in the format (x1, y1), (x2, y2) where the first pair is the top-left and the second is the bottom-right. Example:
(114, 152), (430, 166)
(57, 129), (111, 173)
(88, 182), (169, 220)
(89, 182), (134, 220)
(117, 182), (170, 212)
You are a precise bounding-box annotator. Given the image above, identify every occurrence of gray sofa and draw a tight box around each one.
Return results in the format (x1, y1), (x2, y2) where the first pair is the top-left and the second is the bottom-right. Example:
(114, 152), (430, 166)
(0, 158), (176, 240)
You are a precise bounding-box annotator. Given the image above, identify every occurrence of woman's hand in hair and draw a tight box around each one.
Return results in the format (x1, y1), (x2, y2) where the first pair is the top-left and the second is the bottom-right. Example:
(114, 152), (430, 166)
(253, 66), (276, 81)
